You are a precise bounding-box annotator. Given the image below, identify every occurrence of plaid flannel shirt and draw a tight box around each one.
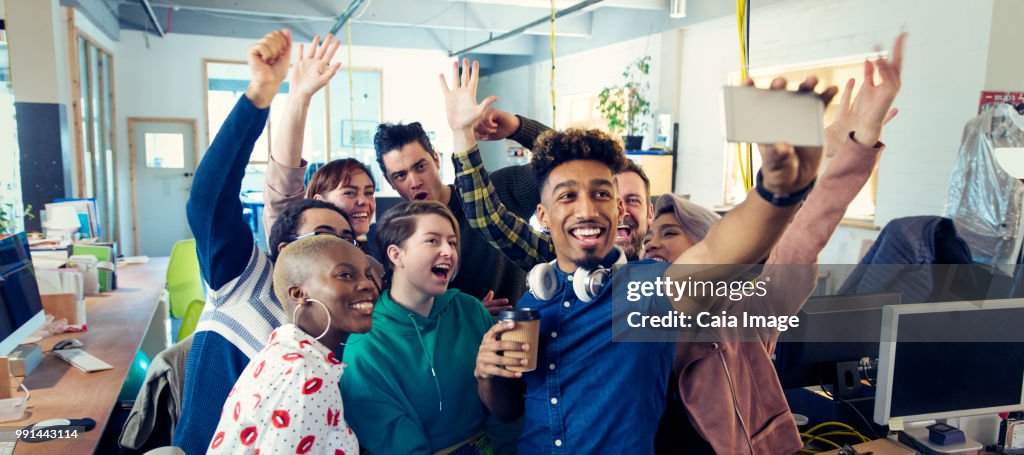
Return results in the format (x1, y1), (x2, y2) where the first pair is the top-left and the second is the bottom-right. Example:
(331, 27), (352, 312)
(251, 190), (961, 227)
(453, 145), (555, 270)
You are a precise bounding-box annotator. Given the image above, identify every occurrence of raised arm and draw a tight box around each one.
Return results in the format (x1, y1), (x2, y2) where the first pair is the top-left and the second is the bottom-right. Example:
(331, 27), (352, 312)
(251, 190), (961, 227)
(443, 59), (556, 269)
(772, 36), (902, 268)
(475, 108), (552, 150)
(675, 77), (839, 270)
(453, 144), (554, 269)
(754, 33), (905, 322)
(187, 29), (290, 289)
(478, 110), (547, 218)
(263, 35), (341, 238)
(664, 77), (839, 319)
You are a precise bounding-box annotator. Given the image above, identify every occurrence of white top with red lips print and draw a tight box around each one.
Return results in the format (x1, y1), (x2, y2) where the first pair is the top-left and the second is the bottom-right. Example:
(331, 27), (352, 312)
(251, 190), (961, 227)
(208, 323), (359, 455)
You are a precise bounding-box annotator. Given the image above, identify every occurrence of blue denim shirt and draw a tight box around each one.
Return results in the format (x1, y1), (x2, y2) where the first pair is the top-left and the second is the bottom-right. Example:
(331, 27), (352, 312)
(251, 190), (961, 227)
(514, 252), (673, 454)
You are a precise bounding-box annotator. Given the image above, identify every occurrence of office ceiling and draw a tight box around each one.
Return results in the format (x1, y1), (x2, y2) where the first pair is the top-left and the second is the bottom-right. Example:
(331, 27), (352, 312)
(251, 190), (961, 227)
(111, 0), (671, 56)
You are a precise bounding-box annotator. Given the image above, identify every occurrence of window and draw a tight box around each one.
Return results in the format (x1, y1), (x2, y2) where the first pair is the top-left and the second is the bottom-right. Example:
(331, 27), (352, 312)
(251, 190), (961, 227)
(723, 56), (882, 221)
(204, 62), (390, 193)
(69, 31), (117, 242)
(204, 60), (282, 164)
(557, 93), (605, 131)
(203, 61), (383, 175)
(144, 133), (185, 168)
(328, 68), (383, 192)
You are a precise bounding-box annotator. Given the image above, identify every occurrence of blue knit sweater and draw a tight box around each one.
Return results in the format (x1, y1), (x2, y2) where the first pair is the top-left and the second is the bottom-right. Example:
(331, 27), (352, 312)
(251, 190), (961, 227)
(173, 95), (276, 455)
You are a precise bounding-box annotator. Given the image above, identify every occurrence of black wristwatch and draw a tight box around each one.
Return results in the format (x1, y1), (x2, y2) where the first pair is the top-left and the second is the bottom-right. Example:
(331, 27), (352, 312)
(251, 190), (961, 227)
(755, 170), (815, 207)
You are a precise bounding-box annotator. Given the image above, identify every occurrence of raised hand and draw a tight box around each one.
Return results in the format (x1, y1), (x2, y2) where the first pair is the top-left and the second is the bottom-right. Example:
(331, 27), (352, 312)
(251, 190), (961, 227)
(824, 33), (905, 156)
(474, 108), (522, 141)
(751, 76), (838, 194)
(440, 58), (498, 132)
(481, 290), (512, 317)
(851, 33), (905, 147)
(246, 29), (292, 108)
(291, 34), (342, 98)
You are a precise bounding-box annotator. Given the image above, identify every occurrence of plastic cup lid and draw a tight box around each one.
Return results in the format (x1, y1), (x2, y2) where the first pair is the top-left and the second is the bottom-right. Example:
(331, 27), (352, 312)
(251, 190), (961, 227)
(498, 308), (540, 321)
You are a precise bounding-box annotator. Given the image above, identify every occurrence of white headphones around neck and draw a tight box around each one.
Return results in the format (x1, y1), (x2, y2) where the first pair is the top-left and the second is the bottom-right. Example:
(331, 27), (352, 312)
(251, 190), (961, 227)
(527, 246), (626, 303)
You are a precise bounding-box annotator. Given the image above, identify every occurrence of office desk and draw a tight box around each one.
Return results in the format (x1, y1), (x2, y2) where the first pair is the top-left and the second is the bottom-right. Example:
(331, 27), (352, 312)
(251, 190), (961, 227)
(820, 437), (914, 454)
(9, 257), (168, 455)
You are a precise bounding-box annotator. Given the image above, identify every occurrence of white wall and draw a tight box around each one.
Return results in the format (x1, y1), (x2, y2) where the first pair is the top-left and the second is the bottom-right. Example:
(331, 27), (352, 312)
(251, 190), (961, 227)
(478, 33), (664, 169)
(478, 0), (1005, 264)
(5, 2), (81, 226)
(676, 0), (997, 263)
(5, 0), (68, 105)
(111, 30), (454, 254)
(984, 0), (1024, 92)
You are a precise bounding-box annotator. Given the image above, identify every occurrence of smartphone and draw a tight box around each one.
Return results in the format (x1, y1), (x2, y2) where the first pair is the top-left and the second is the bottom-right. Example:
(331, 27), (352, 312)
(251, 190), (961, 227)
(722, 85), (825, 147)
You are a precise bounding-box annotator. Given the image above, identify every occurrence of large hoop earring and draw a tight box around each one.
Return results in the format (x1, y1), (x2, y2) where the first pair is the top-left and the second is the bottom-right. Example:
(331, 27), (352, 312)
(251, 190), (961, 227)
(293, 299), (332, 341)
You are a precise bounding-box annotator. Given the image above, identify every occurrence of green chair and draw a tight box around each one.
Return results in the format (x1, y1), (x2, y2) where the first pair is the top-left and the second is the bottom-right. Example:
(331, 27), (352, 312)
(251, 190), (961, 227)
(166, 239), (203, 319)
(176, 299), (205, 342)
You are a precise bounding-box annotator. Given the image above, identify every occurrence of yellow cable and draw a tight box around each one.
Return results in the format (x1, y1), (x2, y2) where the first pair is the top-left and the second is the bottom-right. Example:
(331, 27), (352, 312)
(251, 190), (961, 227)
(550, 0), (557, 126)
(737, 0), (753, 190)
(735, 0), (753, 191)
(802, 431), (869, 443)
(751, 146), (756, 189)
(815, 431), (871, 443)
(805, 421), (861, 436)
(802, 434), (843, 451)
(735, 144), (745, 195)
(347, 21), (355, 154)
(736, 0), (747, 81)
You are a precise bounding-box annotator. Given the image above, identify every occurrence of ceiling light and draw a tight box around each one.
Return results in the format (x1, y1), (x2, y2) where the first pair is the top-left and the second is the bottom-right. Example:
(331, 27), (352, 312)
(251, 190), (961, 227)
(670, 0), (686, 18)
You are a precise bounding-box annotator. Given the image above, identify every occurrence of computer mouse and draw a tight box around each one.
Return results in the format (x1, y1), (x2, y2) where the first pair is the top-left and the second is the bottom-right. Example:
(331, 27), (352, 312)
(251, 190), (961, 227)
(53, 339), (83, 351)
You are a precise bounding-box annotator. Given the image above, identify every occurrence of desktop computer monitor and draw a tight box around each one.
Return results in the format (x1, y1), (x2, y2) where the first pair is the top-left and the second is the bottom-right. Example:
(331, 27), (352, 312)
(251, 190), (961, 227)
(774, 292), (902, 390)
(0, 232), (45, 356)
(874, 299), (1024, 425)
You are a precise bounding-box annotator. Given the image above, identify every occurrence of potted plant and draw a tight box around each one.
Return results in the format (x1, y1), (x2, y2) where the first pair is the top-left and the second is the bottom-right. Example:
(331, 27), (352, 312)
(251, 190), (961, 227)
(0, 199), (33, 239)
(597, 56), (652, 151)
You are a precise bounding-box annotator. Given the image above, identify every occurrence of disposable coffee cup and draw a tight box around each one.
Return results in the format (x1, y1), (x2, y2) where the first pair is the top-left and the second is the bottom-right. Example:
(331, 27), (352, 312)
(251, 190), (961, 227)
(498, 309), (541, 372)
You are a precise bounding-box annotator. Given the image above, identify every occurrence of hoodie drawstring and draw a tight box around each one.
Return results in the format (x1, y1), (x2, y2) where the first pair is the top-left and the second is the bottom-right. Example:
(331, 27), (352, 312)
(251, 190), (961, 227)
(408, 314), (443, 412)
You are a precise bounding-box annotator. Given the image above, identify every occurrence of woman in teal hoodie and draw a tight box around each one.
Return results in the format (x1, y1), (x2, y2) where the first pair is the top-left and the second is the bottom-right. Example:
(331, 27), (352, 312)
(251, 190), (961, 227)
(342, 201), (520, 454)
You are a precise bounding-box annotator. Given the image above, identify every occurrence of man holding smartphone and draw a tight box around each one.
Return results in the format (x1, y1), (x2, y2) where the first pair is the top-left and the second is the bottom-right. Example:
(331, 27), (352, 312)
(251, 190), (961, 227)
(443, 57), (837, 453)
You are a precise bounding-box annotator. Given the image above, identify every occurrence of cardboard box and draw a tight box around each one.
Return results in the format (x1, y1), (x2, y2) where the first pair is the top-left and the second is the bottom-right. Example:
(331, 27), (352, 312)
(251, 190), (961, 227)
(41, 293), (86, 326)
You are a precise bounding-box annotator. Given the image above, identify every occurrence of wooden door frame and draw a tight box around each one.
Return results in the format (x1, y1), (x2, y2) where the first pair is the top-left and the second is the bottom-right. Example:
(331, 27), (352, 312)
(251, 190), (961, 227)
(127, 117), (199, 256)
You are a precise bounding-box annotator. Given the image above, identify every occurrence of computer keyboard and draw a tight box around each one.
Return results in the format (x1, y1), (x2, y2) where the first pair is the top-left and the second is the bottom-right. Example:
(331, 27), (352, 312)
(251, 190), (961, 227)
(54, 348), (113, 373)
(0, 430), (16, 455)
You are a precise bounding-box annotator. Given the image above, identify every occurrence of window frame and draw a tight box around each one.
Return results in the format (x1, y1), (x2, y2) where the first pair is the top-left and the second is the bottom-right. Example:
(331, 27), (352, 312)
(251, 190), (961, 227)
(67, 10), (118, 243)
(202, 59), (384, 166)
(722, 52), (885, 225)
